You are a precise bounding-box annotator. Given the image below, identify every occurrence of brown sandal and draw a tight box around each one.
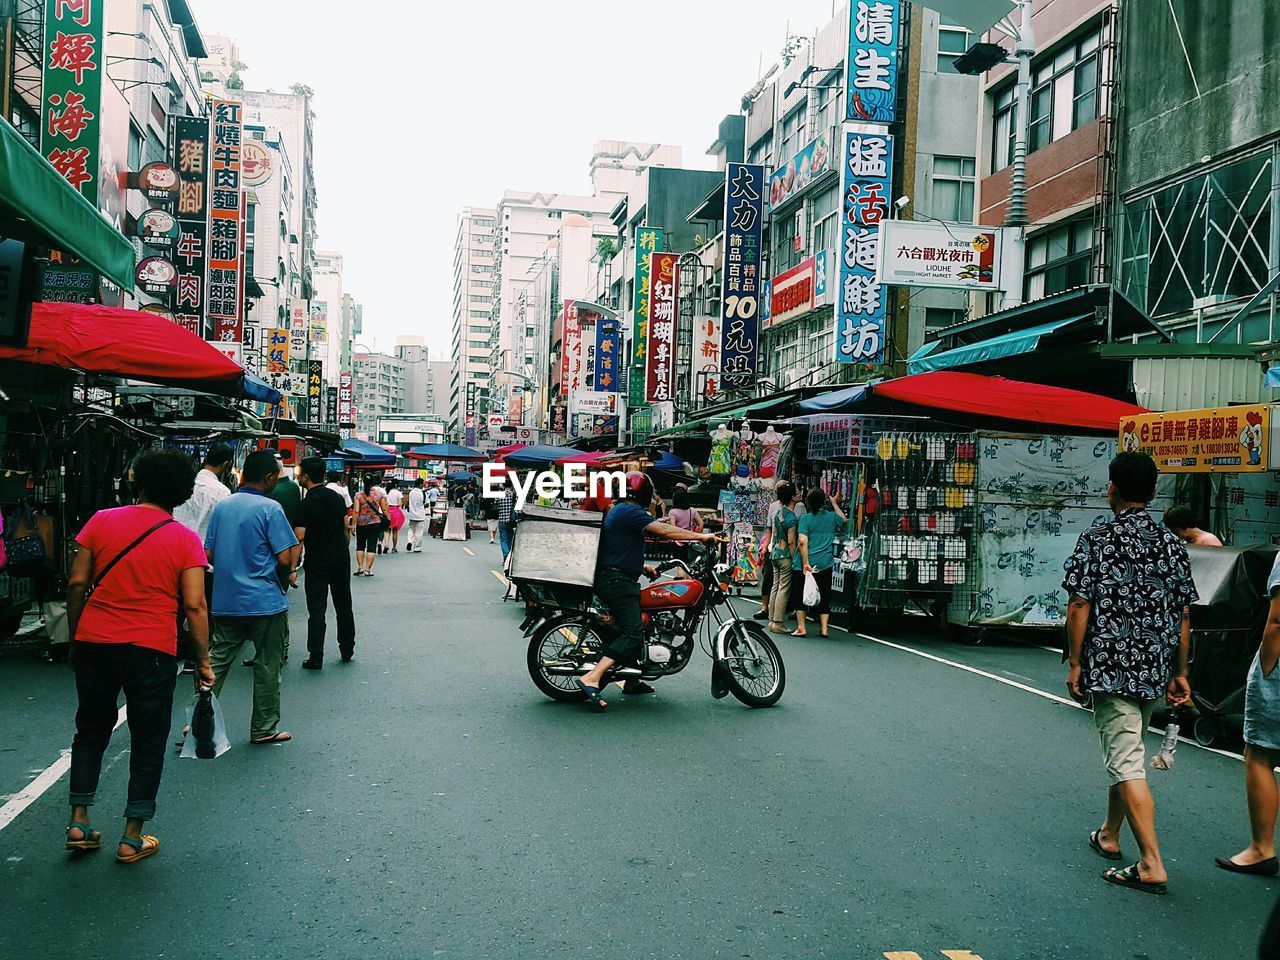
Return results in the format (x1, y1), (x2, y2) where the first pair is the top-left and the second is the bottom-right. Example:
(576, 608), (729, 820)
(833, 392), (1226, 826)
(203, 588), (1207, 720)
(66, 821), (101, 851)
(116, 834), (159, 864)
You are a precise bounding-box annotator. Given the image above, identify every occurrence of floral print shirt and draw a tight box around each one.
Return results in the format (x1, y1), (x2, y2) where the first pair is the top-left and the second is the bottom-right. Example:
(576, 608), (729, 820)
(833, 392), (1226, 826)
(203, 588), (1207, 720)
(1062, 508), (1198, 699)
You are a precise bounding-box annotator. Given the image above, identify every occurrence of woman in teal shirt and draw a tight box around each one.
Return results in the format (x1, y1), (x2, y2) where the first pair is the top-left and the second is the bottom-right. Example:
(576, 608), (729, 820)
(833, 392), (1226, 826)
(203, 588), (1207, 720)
(791, 488), (847, 638)
(766, 482), (798, 633)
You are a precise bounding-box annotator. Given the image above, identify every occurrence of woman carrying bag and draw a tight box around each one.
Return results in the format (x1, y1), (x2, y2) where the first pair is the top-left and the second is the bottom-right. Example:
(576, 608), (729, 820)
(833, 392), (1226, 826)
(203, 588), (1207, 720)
(791, 488), (848, 638)
(64, 449), (213, 864)
(353, 477), (389, 577)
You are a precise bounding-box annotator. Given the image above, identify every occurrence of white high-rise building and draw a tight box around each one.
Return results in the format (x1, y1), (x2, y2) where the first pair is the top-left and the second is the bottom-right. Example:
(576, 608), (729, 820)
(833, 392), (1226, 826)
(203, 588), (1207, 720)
(449, 207), (497, 439)
(312, 252), (345, 388)
(241, 123), (294, 383)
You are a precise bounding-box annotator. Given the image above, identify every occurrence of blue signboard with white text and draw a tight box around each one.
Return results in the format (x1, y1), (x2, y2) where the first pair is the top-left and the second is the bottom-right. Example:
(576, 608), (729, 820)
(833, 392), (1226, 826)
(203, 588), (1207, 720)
(836, 131), (893, 364)
(720, 162), (765, 387)
(846, 0), (900, 124)
(594, 313), (621, 392)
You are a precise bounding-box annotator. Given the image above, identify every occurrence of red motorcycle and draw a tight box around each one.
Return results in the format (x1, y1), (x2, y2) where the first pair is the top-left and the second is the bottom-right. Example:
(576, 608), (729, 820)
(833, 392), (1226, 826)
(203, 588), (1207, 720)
(524, 543), (785, 708)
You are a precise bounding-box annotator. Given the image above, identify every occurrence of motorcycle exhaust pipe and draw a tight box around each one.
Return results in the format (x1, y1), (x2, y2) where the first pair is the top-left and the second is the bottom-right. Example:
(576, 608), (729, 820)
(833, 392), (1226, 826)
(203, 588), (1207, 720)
(544, 661), (643, 678)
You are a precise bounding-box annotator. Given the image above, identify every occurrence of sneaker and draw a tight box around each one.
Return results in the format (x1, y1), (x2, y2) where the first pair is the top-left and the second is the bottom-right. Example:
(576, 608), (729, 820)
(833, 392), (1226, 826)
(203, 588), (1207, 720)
(340, 651), (354, 663)
(752, 610), (769, 620)
(392, 547), (398, 553)
(301, 659), (322, 670)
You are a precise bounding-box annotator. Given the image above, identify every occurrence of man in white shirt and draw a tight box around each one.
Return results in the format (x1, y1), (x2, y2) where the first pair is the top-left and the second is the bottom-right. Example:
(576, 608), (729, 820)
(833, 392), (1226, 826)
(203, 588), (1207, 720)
(426, 483), (440, 516)
(325, 470), (353, 509)
(405, 478), (427, 552)
(173, 443), (233, 539)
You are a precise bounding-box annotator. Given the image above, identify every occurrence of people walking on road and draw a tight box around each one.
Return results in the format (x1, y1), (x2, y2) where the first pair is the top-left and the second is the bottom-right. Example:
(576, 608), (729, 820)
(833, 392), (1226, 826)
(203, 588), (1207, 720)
(667, 486), (703, 532)
(172, 442), (233, 539)
(496, 477), (517, 561)
(326, 470), (353, 510)
(1163, 504), (1224, 547)
(354, 476), (389, 576)
(384, 479), (405, 553)
(64, 449), (213, 863)
(1217, 550), (1280, 878)
(426, 481), (440, 518)
(1063, 451), (1196, 895)
(204, 449), (300, 745)
(766, 481), (797, 634)
(756, 480), (804, 621)
(294, 457), (355, 669)
(265, 450), (302, 527)
(405, 478), (427, 552)
(792, 488), (846, 638)
(576, 471), (718, 710)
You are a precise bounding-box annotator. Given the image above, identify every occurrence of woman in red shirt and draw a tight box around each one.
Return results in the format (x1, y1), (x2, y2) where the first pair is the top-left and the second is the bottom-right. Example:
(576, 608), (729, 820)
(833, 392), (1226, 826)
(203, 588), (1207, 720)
(65, 449), (213, 864)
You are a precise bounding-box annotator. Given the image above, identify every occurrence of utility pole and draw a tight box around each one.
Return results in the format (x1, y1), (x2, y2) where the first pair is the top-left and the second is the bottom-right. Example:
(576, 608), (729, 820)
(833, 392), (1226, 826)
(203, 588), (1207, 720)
(999, 0), (1036, 310)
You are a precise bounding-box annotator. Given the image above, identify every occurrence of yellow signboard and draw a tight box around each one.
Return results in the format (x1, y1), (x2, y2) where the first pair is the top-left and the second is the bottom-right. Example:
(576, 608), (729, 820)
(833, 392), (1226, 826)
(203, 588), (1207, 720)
(1120, 404), (1269, 472)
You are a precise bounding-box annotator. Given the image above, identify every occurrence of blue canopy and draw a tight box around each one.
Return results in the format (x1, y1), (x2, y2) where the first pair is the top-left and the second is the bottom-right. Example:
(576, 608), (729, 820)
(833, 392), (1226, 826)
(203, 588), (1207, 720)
(341, 437), (396, 464)
(502, 444), (582, 467)
(406, 442), (484, 462)
(445, 471), (478, 481)
(241, 370), (282, 405)
(651, 451), (685, 472)
(796, 383), (872, 413)
(906, 316), (1084, 375)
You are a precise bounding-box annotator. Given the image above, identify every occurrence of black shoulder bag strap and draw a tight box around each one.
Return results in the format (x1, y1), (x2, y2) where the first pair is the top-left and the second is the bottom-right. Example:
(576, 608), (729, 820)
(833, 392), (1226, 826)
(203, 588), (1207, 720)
(84, 518), (175, 602)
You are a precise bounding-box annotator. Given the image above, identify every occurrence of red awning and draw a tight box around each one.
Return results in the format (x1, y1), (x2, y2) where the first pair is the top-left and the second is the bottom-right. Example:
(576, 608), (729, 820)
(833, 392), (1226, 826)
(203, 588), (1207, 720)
(492, 443), (527, 460)
(0, 302), (243, 385)
(555, 449), (609, 466)
(872, 372), (1146, 432)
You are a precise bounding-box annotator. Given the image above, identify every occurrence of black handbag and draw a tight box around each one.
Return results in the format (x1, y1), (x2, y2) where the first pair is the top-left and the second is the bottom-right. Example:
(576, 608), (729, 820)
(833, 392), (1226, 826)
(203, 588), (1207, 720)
(4, 504), (49, 577)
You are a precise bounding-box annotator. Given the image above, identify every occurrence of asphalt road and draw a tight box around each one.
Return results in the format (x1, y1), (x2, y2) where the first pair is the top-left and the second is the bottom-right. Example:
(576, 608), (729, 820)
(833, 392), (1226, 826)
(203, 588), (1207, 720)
(1, 532), (1276, 959)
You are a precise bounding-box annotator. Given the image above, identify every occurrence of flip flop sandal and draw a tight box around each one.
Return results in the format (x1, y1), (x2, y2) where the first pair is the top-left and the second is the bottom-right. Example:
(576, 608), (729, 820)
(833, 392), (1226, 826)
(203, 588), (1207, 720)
(575, 680), (607, 711)
(250, 731), (293, 745)
(116, 835), (159, 864)
(790, 630), (806, 637)
(1090, 829), (1123, 861)
(1215, 855), (1280, 876)
(66, 821), (101, 851)
(1103, 862), (1166, 895)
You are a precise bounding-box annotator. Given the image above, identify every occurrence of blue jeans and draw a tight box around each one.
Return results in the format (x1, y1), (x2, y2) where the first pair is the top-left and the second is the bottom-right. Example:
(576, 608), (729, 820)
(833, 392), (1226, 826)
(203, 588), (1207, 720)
(499, 520), (515, 559)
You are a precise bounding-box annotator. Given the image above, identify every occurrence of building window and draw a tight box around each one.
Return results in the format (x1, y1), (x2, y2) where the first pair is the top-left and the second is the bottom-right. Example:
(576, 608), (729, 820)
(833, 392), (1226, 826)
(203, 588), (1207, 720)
(127, 123), (143, 172)
(814, 74), (843, 135)
(991, 85), (1016, 171)
(1029, 31), (1100, 152)
(925, 307), (965, 332)
(748, 133), (773, 168)
(779, 103), (806, 161)
(937, 16), (972, 72)
(1025, 218), (1094, 300)
(931, 156), (975, 222)
(770, 207), (803, 276)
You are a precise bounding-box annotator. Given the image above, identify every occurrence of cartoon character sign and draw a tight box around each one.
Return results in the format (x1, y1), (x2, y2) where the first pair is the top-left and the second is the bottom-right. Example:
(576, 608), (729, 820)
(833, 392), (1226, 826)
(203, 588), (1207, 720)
(137, 162), (179, 204)
(1120, 420), (1140, 453)
(1241, 411), (1265, 466)
(135, 256), (177, 297)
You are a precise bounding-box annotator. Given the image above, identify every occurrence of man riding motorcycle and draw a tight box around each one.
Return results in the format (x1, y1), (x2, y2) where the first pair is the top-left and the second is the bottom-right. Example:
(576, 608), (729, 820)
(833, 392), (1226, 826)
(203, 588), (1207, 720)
(577, 471), (718, 710)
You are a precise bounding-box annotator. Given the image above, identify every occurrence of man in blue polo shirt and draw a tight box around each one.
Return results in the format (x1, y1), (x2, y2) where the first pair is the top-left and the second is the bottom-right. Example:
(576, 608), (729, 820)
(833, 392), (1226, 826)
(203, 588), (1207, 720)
(205, 449), (300, 745)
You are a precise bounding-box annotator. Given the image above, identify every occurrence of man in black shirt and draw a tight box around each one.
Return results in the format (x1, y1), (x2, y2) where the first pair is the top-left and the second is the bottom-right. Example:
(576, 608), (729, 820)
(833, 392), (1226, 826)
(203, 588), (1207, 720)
(295, 456), (356, 668)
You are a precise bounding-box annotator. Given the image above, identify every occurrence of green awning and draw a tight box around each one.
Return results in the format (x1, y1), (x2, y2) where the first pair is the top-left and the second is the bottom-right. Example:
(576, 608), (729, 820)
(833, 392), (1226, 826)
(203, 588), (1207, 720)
(0, 120), (135, 290)
(907, 316), (1084, 375)
(655, 395), (799, 438)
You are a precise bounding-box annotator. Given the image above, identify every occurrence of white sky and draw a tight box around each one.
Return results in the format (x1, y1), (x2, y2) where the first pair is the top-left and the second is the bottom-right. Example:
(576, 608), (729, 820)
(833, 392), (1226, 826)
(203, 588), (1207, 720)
(191, 0), (841, 355)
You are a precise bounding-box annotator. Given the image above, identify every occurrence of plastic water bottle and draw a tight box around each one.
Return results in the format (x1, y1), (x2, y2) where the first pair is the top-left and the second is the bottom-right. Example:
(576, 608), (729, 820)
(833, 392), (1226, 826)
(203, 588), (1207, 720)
(1151, 720), (1180, 771)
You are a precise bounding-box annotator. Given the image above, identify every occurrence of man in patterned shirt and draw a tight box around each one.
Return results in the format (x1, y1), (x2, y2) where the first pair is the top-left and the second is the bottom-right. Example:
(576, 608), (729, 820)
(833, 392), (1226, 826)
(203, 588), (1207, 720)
(1063, 451), (1196, 896)
(496, 476), (518, 560)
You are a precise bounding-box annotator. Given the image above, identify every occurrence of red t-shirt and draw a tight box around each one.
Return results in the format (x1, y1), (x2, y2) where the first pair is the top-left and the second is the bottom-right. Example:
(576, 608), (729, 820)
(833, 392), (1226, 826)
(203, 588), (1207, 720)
(75, 505), (208, 655)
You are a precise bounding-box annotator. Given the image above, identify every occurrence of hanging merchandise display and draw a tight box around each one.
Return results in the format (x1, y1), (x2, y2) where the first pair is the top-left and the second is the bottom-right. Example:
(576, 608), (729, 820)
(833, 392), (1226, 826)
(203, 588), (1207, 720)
(730, 425), (758, 488)
(759, 425), (782, 479)
(708, 423), (732, 475)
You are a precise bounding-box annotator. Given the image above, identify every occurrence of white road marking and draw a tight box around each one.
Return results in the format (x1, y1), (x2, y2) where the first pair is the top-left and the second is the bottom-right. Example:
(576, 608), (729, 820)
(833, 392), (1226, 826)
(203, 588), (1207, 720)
(490, 569), (508, 586)
(727, 596), (1246, 763)
(0, 705), (128, 832)
(462, 547), (476, 557)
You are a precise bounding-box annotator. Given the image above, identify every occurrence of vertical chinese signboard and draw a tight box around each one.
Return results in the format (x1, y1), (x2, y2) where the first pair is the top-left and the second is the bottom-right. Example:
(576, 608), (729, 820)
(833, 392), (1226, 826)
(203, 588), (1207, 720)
(846, 0), (900, 124)
(560, 300), (584, 398)
(41, 0), (104, 203)
(629, 227), (664, 407)
(836, 131), (893, 364)
(208, 100), (243, 346)
(338, 371), (354, 439)
(693, 315), (722, 400)
(721, 163), (764, 387)
(307, 360), (323, 425)
(644, 252), (678, 403)
(465, 382), (477, 446)
(325, 386), (338, 429)
(288, 299), (308, 359)
(266, 327), (289, 373)
(594, 313), (621, 393)
(172, 114), (210, 336)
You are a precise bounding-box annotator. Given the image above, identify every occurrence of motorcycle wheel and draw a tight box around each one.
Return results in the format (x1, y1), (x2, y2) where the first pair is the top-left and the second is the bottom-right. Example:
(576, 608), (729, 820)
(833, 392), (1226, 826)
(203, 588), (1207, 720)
(527, 617), (604, 702)
(720, 620), (786, 708)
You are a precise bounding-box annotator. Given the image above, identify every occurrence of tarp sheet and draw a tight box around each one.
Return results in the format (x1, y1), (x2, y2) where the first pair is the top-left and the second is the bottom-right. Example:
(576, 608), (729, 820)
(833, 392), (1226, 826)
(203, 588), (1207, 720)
(906, 316), (1084, 375)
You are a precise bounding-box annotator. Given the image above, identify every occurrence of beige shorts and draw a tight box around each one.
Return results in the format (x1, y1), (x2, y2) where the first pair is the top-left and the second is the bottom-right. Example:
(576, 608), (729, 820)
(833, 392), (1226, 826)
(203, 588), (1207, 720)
(1093, 694), (1160, 783)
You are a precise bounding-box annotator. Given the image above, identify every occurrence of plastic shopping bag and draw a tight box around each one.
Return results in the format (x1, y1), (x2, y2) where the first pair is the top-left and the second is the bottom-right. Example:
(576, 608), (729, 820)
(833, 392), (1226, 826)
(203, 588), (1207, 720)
(802, 572), (821, 608)
(180, 688), (231, 760)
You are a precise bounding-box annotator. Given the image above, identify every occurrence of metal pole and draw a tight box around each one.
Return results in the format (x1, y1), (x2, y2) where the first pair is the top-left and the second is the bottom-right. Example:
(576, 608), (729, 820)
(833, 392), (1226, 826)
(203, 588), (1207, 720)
(1000, 0), (1036, 310)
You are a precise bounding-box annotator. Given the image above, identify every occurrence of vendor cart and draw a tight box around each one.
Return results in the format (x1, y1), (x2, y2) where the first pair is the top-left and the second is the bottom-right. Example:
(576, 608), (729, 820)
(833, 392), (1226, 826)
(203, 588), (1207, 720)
(1183, 543), (1278, 747)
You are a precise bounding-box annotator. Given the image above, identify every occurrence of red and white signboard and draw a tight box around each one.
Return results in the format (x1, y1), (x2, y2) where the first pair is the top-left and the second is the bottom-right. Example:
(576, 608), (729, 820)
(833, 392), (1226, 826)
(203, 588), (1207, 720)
(644, 252), (678, 403)
(693, 316), (722, 401)
(559, 300), (579, 396)
(514, 426), (539, 443)
(338, 371), (354, 426)
(767, 256), (816, 328)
